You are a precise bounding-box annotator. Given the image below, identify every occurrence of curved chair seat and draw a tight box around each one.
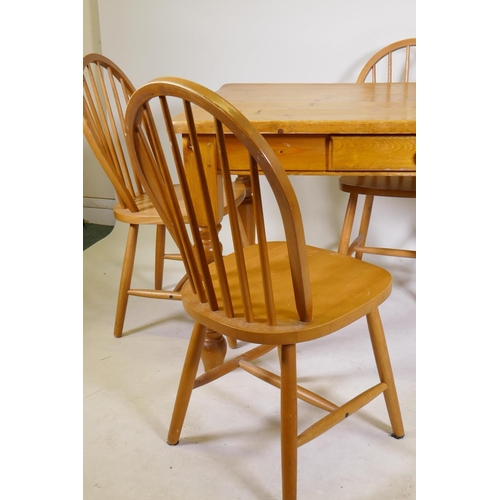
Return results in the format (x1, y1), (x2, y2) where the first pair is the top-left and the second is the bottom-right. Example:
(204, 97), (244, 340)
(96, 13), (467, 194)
(182, 242), (392, 345)
(339, 175), (416, 198)
(113, 183), (246, 224)
(113, 194), (163, 224)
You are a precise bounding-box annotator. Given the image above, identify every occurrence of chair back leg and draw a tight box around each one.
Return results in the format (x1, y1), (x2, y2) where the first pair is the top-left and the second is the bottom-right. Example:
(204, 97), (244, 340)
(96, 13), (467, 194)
(154, 225), (166, 290)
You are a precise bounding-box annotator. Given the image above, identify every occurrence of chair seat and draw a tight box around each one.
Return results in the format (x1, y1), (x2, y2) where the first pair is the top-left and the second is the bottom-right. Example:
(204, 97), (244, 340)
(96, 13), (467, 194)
(339, 176), (416, 198)
(113, 193), (163, 224)
(113, 182), (247, 224)
(182, 242), (392, 345)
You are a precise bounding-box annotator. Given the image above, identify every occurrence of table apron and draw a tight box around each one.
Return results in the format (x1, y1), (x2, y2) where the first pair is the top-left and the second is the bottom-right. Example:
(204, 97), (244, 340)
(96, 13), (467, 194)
(195, 134), (416, 175)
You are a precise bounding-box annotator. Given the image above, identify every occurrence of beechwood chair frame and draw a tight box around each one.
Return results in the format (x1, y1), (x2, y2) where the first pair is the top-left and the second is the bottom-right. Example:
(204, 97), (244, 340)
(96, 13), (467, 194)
(124, 77), (405, 500)
(338, 38), (416, 260)
(83, 54), (246, 341)
(83, 53), (189, 338)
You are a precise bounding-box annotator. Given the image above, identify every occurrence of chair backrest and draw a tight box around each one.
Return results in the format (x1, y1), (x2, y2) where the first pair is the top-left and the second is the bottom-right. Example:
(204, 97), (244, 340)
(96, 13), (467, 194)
(83, 53), (147, 212)
(357, 38), (416, 83)
(125, 78), (312, 325)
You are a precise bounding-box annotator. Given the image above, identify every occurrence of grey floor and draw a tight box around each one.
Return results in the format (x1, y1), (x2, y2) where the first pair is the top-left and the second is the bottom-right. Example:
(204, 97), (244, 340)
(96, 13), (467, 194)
(83, 222), (416, 500)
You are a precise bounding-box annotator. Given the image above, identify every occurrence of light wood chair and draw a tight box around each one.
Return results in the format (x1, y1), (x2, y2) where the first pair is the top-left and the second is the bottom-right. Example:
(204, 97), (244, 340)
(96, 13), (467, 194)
(125, 77), (405, 500)
(338, 38), (416, 260)
(83, 54), (246, 338)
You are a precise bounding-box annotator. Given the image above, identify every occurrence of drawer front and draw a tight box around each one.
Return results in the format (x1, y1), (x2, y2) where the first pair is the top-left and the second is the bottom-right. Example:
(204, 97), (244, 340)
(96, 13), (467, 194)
(330, 135), (416, 171)
(225, 135), (329, 172)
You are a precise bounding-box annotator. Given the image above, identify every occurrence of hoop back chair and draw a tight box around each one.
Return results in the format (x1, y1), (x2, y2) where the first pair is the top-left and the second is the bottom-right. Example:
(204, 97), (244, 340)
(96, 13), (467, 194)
(125, 77), (405, 500)
(338, 38), (416, 260)
(83, 54), (246, 338)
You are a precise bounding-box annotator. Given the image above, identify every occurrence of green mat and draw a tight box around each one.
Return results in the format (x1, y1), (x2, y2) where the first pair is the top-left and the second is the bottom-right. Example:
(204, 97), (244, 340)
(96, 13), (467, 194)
(83, 223), (114, 250)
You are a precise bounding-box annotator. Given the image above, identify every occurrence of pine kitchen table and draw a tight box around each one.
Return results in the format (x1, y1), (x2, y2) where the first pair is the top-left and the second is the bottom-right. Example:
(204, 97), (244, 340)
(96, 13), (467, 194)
(174, 82), (415, 240)
(172, 82), (416, 365)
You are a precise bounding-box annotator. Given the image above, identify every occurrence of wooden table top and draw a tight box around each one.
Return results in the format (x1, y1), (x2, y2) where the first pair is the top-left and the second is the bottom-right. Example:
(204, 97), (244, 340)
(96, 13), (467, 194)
(173, 82), (415, 135)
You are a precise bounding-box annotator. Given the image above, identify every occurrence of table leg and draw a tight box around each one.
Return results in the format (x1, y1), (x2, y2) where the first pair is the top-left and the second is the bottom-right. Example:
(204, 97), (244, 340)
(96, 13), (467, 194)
(183, 137), (230, 369)
(200, 329), (228, 371)
(197, 224), (230, 368)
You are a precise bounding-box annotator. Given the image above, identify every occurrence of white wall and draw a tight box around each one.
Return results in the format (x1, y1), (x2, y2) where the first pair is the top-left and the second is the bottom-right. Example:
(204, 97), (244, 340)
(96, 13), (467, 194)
(93, 0), (416, 249)
(83, 0), (116, 225)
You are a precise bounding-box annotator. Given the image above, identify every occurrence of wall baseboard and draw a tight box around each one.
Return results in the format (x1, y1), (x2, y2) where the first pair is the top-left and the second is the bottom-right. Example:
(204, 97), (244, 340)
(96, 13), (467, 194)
(83, 197), (115, 225)
(84, 197), (115, 209)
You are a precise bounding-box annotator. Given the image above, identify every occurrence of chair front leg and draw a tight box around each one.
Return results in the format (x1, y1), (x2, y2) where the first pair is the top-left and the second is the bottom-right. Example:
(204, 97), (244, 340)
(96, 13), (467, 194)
(355, 195), (374, 260)
(114, 224), (139, 338)
(338, 193), (358, 255)
(366, 308), (405, 438)
(168, 321), (207, 445)
(280, 344), (298, 500)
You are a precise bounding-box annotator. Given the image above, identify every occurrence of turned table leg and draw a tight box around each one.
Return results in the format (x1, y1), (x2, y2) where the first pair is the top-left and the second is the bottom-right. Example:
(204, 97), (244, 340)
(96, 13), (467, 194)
(184, 137), (246, 367)
(200, 330), (228, 371)
(198, 225), (230, 369)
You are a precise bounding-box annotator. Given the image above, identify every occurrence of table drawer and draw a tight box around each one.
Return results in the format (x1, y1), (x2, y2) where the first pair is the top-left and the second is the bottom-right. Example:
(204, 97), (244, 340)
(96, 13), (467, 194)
(225, 135), (328, 172)
(329, 135), (416, 171)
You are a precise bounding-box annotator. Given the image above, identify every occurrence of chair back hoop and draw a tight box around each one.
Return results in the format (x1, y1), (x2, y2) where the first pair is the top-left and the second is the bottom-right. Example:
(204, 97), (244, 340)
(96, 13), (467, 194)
(357, 38), (416, 83)
(83, 53), (150, 211)
(125, 77), (312, 325)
